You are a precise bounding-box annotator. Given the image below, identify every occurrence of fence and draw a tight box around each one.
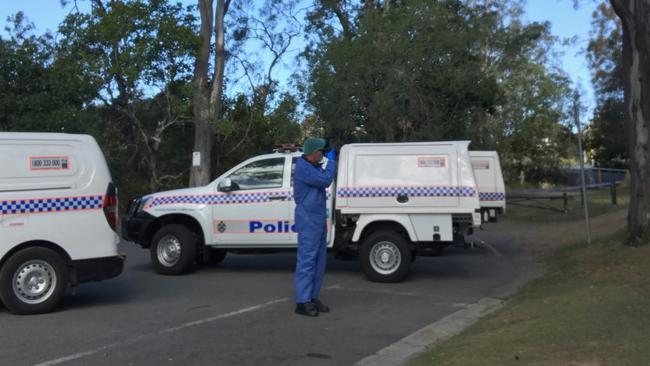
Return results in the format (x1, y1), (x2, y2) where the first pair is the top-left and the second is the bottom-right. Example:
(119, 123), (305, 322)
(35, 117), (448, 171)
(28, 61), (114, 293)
(506, 168), (627, 213)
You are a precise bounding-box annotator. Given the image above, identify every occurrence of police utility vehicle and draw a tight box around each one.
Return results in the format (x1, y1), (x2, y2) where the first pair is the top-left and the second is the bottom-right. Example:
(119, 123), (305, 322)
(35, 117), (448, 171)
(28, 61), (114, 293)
(0, 133), (123, 314)
(470, 151), (506, 222)
(123, 141), (483, 282)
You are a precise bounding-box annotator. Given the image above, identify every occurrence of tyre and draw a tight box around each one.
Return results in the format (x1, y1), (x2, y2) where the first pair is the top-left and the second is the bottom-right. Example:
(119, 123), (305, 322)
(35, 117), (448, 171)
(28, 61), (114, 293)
(0, 247), (69, 315)
(197, 248), (227, 266)
(360, 230), (412, 283)
(150, 224), (198, 275)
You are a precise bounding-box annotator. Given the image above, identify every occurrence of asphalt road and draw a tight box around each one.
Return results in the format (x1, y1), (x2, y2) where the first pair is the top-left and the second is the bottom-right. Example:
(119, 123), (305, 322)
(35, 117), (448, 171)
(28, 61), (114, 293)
(0, 227), (538, 366)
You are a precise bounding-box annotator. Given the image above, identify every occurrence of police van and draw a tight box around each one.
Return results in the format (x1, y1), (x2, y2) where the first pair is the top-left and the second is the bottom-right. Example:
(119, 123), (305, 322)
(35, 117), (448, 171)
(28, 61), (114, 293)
(470, 151), (506, 222)
(0, 133), (124, 314)
(123, 141), (482, 282)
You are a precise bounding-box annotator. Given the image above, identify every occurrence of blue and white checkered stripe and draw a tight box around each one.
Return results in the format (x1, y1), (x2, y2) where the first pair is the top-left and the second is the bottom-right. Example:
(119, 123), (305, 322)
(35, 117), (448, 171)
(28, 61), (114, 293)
(148, 189), (334, 208)
(0, 195), (104, 215)
(479, 192), (505, 201)
(337, 186), (476, 198)
(149, 192), (285, 207)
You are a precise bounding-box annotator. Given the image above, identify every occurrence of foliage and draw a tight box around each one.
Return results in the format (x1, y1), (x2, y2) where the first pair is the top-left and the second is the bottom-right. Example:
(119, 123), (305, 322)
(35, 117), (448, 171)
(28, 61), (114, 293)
(1, 0), (595, 199)
(304, 0), (574, 182)
(57, 0), (199, 193)
(0, 13), (99, 134)
(586, 1), (628, 168)
(0, 3), (302, 204)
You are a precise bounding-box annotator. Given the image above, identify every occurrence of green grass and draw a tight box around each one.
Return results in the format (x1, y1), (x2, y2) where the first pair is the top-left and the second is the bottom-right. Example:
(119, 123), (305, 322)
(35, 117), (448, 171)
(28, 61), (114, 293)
(411, 233), (650, 366)
(504, 184), (630, 223)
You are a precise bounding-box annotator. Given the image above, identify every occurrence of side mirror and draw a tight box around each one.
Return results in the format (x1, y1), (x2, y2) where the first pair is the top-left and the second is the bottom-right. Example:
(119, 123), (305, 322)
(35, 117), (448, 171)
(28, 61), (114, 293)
(218, 178), (236, 192)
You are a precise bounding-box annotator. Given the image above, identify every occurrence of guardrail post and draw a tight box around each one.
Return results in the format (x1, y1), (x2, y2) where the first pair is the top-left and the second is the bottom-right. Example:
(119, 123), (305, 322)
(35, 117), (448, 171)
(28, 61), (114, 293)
(610, 180), (617, 207)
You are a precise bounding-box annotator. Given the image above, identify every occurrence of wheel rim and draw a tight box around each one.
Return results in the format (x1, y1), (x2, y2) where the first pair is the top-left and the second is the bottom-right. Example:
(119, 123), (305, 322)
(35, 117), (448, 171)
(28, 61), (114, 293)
(157, 235), (182, 267)
(369, 241), (402, 275)
(12, 260), (57, 305)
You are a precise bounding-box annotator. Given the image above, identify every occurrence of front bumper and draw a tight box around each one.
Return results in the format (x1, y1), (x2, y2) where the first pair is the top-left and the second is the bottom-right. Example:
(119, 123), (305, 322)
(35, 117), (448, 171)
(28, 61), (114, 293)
(122, 212), (156, 247)
(72, 255), (125, 284)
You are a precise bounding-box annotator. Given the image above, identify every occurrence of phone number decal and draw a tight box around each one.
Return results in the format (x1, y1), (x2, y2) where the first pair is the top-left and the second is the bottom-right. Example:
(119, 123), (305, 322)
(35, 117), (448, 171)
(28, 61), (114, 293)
(417, 156), (446, 168)
(30, 156), (70, 170)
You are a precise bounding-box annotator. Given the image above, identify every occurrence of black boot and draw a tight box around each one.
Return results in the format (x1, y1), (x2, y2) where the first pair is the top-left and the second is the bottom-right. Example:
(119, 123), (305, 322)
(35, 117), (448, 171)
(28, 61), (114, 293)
(295, 302), (319, 317)
(311, 299), (330, 313)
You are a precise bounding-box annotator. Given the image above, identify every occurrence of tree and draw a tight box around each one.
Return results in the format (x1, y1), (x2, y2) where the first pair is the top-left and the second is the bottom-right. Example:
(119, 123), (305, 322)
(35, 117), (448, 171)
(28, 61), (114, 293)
(214, 92), (302, 173)
(190, 0), (230, 187)
(0, 13), (99, 133)
(190, 0), (302, 186)
(610, 0), (650, 241)
(304, 0), (573, 181)
(59, 0), (198, 192)
(586, 2), (628, 167)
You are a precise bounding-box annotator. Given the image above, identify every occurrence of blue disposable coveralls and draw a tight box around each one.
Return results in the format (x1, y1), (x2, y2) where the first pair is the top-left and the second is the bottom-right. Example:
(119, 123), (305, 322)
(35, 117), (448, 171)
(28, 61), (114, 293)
(293, 156), (337, 304)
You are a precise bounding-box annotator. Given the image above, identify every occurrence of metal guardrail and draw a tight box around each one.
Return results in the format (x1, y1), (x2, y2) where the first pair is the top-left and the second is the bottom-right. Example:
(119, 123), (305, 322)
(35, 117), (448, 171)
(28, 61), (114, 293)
(507, 191), (570, 213)
(507, 180), (621, 213)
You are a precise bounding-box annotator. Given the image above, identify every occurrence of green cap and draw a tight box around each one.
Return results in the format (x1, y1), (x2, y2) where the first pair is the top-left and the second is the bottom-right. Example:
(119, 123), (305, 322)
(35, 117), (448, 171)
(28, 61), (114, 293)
(303, 138), (326, 155)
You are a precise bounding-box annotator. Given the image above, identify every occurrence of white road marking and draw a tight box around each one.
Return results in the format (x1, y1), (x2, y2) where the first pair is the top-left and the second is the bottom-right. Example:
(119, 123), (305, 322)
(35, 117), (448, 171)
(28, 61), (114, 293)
(326, 283), (420, 297)
(33, 297), (288, 366)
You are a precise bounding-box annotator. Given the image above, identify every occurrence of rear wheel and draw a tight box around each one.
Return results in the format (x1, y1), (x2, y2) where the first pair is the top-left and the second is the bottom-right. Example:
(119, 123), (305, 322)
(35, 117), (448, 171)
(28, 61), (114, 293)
(0, 247), (69, 315)
(150, 224), (197, 275)
(360, 230), (412, 283)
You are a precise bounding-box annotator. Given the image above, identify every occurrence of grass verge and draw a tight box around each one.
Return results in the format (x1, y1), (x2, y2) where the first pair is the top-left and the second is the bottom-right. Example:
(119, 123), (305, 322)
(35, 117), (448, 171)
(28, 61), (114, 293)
(411, 232), (650, 366)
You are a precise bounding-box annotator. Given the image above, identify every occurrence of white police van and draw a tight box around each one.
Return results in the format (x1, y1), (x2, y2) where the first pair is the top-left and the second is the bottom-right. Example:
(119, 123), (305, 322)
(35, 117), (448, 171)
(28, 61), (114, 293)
(0, 133), (124, 314)
(470, 151), (506, 222)
(123, 141), (482, 282)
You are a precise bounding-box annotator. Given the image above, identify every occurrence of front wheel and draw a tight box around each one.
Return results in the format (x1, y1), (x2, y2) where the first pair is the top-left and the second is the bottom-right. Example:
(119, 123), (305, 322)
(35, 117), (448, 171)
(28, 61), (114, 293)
(150, 224), (197, 275)
(0, 247), (69, 315)
(360, 230), (412, 283)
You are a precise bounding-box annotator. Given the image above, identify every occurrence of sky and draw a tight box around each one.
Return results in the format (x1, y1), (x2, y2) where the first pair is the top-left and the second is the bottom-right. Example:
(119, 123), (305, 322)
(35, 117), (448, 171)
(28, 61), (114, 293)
(1, 0), (600, 115)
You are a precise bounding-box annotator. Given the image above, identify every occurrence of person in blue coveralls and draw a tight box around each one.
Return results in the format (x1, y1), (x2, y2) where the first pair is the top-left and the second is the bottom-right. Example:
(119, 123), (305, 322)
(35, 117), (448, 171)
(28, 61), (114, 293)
(293, 137), (337, 317)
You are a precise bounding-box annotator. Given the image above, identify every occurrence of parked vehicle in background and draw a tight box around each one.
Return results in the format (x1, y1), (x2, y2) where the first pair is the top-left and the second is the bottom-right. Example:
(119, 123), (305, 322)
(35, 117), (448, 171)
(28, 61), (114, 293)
(0, 133), (124, 314)
(123, 141), (482, 282)
(470, 151), (506, 222)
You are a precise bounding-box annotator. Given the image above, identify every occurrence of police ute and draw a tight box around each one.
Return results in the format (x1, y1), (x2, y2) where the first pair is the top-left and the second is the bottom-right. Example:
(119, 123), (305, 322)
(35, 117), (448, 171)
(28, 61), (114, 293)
(470, 151), (506, 222)
(123, 141), (482, 282)
(0, 133), (124, 314)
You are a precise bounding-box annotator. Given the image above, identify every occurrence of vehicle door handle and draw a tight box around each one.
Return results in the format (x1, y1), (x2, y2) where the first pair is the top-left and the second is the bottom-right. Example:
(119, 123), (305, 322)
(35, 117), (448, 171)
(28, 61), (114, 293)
(396, 194), (409, 203)
(269, 196), (288, 201)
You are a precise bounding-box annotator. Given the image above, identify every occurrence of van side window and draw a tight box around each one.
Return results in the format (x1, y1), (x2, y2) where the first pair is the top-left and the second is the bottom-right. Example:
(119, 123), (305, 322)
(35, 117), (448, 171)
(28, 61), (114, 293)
(227, 158), (285, 190)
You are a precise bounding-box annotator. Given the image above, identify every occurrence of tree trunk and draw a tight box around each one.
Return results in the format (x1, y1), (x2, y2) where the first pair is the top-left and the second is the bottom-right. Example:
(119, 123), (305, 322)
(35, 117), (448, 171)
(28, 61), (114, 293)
(190, 0), (229, 187)
(323, 0), (353, 39)
(150, 153), (159, 193)
(210, 0), (229, 117)
(190, 0), (215, 187)
(611, 0), (650, 243)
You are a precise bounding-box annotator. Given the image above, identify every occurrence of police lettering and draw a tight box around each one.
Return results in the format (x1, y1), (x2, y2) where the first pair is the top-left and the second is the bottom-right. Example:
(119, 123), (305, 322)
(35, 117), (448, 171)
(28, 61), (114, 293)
(249, 220), (297, 233)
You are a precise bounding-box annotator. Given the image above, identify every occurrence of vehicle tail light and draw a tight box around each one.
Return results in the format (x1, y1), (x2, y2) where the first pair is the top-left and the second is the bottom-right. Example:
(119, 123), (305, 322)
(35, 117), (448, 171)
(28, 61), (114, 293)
(103, 182), (119, 231)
